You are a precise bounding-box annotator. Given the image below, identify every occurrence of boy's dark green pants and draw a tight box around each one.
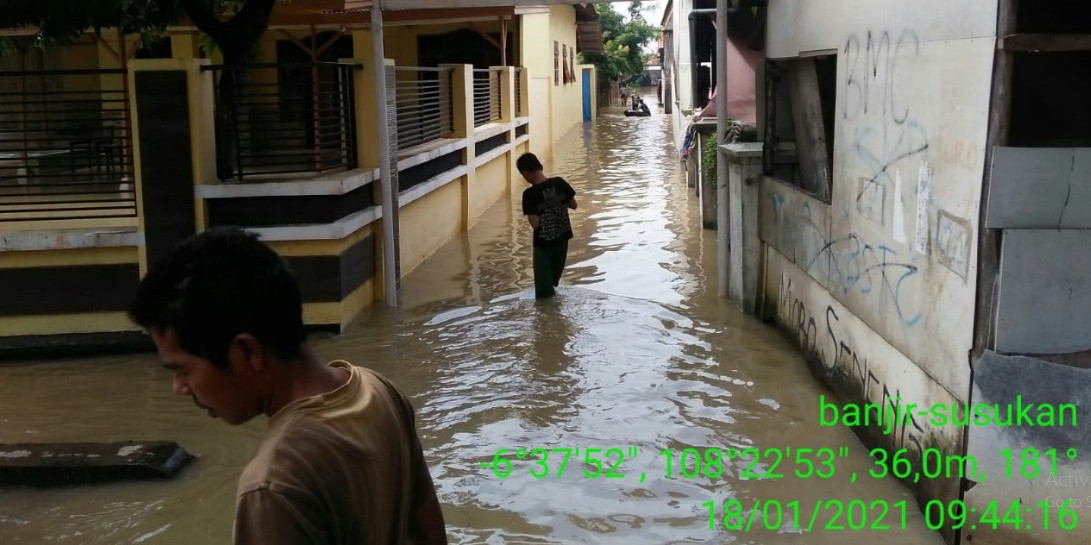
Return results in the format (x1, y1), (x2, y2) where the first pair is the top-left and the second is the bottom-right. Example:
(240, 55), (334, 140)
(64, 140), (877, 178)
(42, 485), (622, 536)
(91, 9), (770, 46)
(533, 240), (569, 298)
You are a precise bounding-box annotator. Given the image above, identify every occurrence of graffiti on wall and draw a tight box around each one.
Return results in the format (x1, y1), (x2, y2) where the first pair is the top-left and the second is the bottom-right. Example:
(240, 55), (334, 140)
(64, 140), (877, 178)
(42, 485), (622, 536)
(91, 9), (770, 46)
(935, 209), (972, 279)
(843, 30), (933, 256)
(770, 189), (924, 329)
(779, 271), (927, 454)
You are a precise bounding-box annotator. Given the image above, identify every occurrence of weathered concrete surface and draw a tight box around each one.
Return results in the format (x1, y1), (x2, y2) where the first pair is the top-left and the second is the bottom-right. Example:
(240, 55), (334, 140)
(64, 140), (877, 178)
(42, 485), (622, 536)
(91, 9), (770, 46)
(0, 441), (193, 487)
(995, 230), (1091, 354)
(757, 33), (993, 409)
(726, 142), (764, 314)
(761, 176), (832, 288)
(765, 250), (963, 514)
(965, 351), (1091, 545)
(986, 147), (1091, 229)
(0, 229), (142, 252)
(766, 0), (998, 58)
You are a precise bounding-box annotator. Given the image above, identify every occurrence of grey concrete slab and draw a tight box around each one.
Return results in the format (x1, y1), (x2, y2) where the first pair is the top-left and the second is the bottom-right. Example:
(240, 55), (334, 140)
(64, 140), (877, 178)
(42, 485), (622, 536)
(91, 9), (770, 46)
(966, 351), (1091, 544)
(986, 147), (1091, 229)
(0, 441), (193, 487)
(995, 229), (1091, 354)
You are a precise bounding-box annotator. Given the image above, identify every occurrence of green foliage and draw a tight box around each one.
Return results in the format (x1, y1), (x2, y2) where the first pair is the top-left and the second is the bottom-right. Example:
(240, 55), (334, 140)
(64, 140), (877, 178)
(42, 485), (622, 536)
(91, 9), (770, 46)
(0, 0), (289, 63)
(0, 0), (182, 44)
(579, 1), (659, 87)
(702, 132), (717, 186)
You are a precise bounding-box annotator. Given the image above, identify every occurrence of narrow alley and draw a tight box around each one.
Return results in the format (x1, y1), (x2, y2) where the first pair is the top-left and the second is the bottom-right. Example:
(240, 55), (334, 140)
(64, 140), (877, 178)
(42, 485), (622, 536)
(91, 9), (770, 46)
(0, 108), (947, 544)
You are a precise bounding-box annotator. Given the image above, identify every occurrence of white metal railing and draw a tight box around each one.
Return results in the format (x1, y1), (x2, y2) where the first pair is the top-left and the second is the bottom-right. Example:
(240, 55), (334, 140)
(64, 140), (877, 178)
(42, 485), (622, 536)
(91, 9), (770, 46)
(472, 68), (501, 127)
(392, 66), (453, 152)
(514, 67), (524, 117)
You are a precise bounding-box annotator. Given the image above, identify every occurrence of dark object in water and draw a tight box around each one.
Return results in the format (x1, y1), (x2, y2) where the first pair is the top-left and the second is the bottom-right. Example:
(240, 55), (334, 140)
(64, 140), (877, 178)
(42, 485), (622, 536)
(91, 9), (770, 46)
(0, 441), (194, 487)
(624, 109), (651, 117)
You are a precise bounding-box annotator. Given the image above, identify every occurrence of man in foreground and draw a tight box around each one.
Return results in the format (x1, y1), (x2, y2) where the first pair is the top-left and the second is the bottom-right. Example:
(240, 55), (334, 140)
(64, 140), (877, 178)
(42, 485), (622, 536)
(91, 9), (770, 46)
(128, 227), (447, 544)
(517, 152), (578, 299)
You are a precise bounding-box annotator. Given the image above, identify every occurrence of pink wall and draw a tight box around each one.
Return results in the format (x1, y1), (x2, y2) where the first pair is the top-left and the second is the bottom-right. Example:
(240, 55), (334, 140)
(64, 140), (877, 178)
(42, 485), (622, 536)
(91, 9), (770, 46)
(725, 35), (762, 124)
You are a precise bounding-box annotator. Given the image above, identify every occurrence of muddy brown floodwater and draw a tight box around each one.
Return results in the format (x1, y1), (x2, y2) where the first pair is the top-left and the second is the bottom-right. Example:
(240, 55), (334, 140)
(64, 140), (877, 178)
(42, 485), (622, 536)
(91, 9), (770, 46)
(0, 106), (945, 544)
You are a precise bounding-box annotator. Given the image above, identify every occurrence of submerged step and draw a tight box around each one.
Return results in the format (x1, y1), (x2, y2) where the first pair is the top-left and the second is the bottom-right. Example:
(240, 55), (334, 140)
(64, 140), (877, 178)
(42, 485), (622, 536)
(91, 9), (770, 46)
(0, 441), (194, 487)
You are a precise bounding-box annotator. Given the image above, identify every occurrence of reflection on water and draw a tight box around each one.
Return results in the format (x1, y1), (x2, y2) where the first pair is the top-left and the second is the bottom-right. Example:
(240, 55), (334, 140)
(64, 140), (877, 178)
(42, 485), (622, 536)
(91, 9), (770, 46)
(0, 106), (943, 544)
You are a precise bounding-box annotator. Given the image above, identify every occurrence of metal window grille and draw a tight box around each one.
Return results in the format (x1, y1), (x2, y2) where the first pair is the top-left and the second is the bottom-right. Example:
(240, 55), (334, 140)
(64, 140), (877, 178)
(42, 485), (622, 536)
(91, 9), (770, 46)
(514, 67), (524, 117)
(203, 62), (360, 181)
(392, 66), (453, 152)
(0, 68), (135, 224)
(472, 68), (501, 128)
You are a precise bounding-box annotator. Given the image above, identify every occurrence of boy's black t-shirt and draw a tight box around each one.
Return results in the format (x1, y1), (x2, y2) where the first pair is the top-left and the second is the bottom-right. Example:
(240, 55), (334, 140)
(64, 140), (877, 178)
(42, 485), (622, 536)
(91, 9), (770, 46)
(521, 177), (576, 247)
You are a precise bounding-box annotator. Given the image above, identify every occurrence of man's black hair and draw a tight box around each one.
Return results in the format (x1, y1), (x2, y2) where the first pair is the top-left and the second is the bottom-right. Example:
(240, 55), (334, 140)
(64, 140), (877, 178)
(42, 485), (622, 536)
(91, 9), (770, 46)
(128, 227), (306, 369)
(516, 152), (543, 173)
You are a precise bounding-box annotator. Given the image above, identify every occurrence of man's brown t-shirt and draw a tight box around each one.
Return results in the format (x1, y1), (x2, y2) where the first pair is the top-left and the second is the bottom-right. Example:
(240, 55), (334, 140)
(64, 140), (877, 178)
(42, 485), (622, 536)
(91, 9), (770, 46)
(233, 361), (446, 544)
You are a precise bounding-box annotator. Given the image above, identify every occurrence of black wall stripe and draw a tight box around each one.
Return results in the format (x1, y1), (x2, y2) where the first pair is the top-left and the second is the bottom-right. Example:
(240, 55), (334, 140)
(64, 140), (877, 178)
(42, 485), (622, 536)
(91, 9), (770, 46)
(474, 132), (508, 157)
(0, 264), (140, 316)
(135, 71), (196, 268)
(338, 234), (376, 299)
(206, 182), (376, 227)
(285, 233), (376, 304)
(287, 255), (341, 303)
(399, 150), (461, 192)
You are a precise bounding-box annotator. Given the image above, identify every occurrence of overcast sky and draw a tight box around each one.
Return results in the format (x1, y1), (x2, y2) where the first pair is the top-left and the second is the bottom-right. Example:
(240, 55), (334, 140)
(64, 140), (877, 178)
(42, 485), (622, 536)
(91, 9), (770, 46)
(609, 1), (666, 54)
(611, 1), (667, 24)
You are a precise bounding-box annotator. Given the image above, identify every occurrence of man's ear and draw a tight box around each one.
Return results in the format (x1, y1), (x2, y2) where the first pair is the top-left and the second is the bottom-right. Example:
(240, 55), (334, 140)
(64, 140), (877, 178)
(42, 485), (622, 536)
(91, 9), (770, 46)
(229, 334), (266, 372)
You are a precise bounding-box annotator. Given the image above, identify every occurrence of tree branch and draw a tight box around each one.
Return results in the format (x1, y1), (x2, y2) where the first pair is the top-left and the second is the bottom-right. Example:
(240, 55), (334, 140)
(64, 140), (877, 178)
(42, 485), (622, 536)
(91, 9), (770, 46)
(179, 0), (226, 45)
(229, 0), (277, 45)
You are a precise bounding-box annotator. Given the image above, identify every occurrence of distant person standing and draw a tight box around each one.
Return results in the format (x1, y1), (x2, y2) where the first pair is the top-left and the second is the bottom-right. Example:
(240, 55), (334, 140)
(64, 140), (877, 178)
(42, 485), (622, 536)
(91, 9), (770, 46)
(518, 153), (577, 299)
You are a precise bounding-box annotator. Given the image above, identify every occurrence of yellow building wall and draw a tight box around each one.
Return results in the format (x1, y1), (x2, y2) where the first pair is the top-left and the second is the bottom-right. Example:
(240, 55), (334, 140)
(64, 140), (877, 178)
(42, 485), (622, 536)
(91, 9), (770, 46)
(265, 223), (378, 328)
(60, 38), (99, 68)
(520, 13), (554, 157)
(548, 6), (582, 145)
(1, 246), (138, 268)
(0, 312), (139, 337)
(0, 245), (141, 336)
(520, 14), (553, 76)
(520, 8), (582, 157)
(468, 153), (511, 224)
(399, 179), (464, 275)
(385, 21), (506, 67)
(93, 33), (141, 95)
(384, 27), (420, 67)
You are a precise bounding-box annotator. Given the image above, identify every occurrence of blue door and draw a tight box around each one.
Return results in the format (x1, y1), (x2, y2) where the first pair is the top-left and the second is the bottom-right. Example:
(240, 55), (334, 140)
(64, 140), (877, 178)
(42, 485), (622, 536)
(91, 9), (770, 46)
(582, 69), (592, 121)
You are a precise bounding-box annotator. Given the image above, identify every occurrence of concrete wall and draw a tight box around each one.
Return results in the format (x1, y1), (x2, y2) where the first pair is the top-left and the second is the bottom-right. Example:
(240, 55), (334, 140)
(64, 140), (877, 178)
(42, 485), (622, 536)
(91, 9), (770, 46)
(965, 351), (1091, 545)
(520, 12), (553, 157)
(667, 0), (694, 153)
(760, 0), (999, 530)
(266, 228), (377, 327)
(0, 242), (142, 337)
(468, 152), (510, 223)
(986, 147), (1091, 355)
(0, 19), (542, 346)
(766, 0), (998, 58)
(548, 6), (583, 146)
(519, 7), (583, 158)
(399, 179), (463, 275)
(966, 145), (1091, 545)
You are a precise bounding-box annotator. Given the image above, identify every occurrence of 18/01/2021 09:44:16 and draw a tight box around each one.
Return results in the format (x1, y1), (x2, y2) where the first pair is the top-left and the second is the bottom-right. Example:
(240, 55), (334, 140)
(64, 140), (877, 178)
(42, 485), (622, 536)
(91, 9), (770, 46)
(702, 499), (1079, 533)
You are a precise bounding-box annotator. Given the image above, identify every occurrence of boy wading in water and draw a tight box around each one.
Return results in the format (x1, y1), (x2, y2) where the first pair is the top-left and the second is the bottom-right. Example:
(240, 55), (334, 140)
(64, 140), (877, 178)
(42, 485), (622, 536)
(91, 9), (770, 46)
(518, 153), (578, 298)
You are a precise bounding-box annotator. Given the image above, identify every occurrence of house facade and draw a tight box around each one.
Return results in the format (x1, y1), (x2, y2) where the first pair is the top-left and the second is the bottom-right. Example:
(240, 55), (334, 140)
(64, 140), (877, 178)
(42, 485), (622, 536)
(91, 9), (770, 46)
(722, 2), (1091, 543)
(0, 1), (598, 355)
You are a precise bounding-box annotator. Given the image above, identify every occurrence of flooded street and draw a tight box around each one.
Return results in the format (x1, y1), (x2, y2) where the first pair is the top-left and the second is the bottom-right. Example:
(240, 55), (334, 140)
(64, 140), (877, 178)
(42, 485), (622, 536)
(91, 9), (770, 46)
(0, 109), (944, 544)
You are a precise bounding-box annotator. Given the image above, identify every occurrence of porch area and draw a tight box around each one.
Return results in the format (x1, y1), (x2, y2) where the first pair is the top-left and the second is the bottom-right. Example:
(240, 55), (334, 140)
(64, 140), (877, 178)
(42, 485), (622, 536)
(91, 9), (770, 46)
(0, 46), (537, 350)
